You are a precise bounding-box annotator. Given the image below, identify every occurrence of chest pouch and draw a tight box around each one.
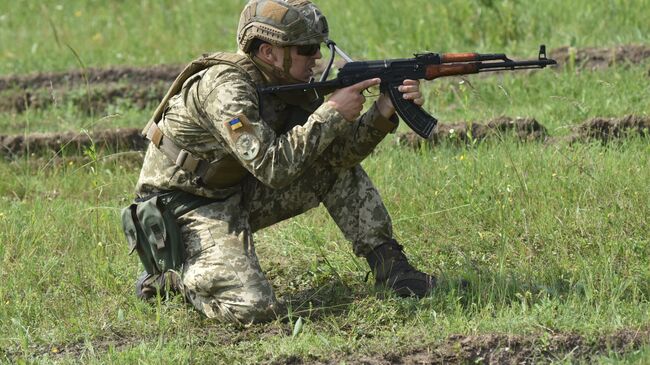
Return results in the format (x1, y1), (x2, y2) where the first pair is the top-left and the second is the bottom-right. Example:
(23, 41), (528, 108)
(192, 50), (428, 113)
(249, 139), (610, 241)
(121, 192), (215, 274)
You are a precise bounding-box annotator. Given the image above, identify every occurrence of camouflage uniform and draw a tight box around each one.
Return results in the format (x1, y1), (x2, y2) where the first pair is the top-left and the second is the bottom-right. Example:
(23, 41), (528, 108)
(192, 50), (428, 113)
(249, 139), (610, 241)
(131, 0), (439, 325)
(135, 51), (399, 323)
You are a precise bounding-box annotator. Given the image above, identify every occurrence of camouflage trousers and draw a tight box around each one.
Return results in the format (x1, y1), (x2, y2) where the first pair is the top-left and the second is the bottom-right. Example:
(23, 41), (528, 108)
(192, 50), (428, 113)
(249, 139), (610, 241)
(177, 162), (393, 325)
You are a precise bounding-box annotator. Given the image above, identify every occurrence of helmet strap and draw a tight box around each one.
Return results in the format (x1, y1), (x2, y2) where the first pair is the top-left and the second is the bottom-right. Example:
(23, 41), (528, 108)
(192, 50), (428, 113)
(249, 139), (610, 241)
(282, 47), (293, 74)
(250, 54), (321, 107)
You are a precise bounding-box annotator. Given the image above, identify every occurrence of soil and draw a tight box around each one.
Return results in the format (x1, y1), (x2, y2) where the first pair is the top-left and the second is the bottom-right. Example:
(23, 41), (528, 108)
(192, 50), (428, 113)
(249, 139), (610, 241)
(396, 116), (548, 148)
(0, 128), (144, 157)
(571, 114), (650, 142)
(6, 326), (647, 364)
(396, 115), (649, 149)
(549, 44), (650, 70)
(0, 64), (183, 91)
(2, 115), (647, 157)
(0, 82), (168, 114)
(0, 45), (648, 115)
(337, 327), (650, 365)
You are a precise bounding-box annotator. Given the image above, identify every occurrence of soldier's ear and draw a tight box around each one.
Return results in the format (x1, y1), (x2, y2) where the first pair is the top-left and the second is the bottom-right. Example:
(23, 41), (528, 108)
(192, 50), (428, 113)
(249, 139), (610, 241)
(257, 43), (286, 69)
(257, 43), (275, 63)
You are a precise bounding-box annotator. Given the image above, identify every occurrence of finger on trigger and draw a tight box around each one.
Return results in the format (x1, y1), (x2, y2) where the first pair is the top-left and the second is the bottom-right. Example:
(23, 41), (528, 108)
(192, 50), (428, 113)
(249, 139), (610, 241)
(354, 78), (381, 91)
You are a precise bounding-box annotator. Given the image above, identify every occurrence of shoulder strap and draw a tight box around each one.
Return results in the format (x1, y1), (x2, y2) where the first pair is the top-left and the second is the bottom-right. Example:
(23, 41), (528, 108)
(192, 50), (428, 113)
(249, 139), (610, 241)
(141, 52), (263, 136)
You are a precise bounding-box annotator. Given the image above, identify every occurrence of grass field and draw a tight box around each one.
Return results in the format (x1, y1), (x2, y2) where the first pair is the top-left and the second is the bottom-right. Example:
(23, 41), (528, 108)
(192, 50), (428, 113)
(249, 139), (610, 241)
(1, 0), (650, 363)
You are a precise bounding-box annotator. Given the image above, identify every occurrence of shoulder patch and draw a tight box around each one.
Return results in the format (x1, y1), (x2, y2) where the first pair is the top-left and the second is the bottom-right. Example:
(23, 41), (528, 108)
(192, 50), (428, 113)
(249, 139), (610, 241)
(224, 114), (261, 161)
(228, 117), (244, 131)
(224, 114), (254, 140)
(235, 133), (261, 161)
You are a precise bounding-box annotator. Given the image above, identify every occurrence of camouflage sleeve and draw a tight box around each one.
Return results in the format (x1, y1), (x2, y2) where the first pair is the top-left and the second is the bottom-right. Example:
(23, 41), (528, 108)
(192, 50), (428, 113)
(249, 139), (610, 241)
(196, 65), (349, 189)
(324, 101), (399, 168)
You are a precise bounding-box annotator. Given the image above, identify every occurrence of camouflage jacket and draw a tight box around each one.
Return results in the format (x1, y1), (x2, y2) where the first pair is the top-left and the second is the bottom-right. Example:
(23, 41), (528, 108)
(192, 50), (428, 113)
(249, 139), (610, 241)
(136, 53), (398, 199)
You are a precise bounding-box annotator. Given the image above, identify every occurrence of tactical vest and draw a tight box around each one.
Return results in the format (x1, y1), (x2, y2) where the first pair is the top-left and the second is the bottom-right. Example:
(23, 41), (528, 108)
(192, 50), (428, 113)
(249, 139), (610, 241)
(141, 52), (265, 189)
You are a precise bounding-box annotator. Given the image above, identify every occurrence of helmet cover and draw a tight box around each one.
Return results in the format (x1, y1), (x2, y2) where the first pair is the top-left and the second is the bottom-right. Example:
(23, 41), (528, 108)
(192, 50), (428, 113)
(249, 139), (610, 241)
(237, 0), (329, 53)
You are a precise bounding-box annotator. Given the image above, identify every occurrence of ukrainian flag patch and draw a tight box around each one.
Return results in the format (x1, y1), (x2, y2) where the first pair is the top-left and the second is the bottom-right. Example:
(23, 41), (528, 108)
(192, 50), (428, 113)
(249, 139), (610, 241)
(228, 117), (243, 131)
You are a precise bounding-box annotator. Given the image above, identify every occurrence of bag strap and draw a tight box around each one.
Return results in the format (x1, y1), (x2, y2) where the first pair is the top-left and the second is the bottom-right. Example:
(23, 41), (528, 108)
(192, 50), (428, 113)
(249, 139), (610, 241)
(145, 122), (218, 182)
(155, 190), (229, 218)
(141, 52), (261, 136)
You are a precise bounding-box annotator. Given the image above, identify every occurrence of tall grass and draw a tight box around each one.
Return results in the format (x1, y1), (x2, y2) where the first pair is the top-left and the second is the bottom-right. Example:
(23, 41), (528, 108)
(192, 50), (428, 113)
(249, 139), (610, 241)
(1, 0), (650, 363)
(1, 139), (649, 362)
(1, 0), (649, 74)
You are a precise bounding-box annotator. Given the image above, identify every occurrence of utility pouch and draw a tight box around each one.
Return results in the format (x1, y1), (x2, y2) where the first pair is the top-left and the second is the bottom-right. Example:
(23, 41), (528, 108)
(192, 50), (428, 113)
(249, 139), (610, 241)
(121, 191), (216, 274)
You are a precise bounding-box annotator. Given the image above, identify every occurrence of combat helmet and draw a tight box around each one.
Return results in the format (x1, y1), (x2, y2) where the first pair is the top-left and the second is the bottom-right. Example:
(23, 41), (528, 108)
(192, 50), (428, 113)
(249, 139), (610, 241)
(237, 0), (329, 53)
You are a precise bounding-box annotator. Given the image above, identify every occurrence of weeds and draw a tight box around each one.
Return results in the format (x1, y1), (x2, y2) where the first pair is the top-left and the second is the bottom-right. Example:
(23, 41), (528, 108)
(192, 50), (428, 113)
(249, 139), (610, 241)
(1, 0), (650, 363)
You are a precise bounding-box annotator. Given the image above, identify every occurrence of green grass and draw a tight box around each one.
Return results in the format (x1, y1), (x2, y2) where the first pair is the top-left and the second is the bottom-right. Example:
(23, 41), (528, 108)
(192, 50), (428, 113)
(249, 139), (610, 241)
(1, 139), (649, 363)
(1, 0), (650, 74)
(2, 0), (650, 363)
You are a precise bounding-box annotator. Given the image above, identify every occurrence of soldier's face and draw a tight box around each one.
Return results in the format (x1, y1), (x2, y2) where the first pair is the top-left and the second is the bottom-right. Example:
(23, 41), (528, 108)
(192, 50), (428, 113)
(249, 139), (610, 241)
(265, 44), (322, 82)
(288, 45), (322, 81)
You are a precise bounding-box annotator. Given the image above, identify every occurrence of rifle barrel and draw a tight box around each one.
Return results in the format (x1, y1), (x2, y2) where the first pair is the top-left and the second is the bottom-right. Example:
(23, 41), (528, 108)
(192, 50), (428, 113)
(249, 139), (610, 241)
(477, 59), (557, 70)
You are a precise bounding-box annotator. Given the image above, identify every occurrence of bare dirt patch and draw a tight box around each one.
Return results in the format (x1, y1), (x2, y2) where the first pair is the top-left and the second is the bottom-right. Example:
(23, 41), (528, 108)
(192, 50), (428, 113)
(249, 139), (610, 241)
(2, 115), (647, 158)
(0, 128), (144, 157)
(338, 327), (650, 365)
(0, 82), (168, 114)
(550, 44), (650, 70)
(570, 114), (650, 142)
(396, 115), (649, 149)
(1, 45), (648, 92)
(0, 63), (180, 115)
(0, 58), (346, 91)
(0, 45), (648, 115)
(0, 59), (346, 115)
(396, 117), (548, 148)
(6, 325), (647, 364)
(0, 64), (182, 91)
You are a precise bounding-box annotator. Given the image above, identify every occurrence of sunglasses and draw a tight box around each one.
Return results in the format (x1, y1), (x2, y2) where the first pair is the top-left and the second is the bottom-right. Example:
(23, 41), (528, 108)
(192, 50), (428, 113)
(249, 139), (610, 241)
(296, 43), (321, 56)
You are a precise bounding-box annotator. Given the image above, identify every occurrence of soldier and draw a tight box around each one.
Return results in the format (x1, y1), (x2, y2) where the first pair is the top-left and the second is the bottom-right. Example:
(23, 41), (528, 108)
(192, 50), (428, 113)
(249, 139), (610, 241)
(128, 0), (435, 325)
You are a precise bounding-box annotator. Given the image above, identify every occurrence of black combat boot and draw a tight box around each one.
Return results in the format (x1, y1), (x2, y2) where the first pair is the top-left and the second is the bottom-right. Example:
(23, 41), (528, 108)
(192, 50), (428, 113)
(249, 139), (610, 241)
(365, 240), (436, 298)
(135, 271), (182, 300)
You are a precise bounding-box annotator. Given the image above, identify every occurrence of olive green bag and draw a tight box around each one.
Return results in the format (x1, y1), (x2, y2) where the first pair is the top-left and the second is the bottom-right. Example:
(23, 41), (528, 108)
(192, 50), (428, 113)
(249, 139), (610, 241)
(121, 192), (214, 274)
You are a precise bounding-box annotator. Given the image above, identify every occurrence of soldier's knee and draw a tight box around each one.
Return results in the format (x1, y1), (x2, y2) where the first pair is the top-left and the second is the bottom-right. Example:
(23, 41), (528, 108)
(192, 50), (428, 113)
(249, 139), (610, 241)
(224, 296), (284, 325)
(195, 292), (283, 325)
(185, 278), (284, 325)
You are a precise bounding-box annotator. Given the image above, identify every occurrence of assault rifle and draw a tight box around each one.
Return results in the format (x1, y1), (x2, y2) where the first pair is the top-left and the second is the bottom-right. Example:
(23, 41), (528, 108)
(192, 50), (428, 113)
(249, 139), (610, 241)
(258, 41), (557, 138)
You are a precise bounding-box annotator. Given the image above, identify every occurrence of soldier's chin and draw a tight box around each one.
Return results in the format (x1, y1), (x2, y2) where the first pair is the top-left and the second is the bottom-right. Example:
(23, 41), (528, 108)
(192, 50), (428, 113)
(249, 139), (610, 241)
(298, 71), (313, 82)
